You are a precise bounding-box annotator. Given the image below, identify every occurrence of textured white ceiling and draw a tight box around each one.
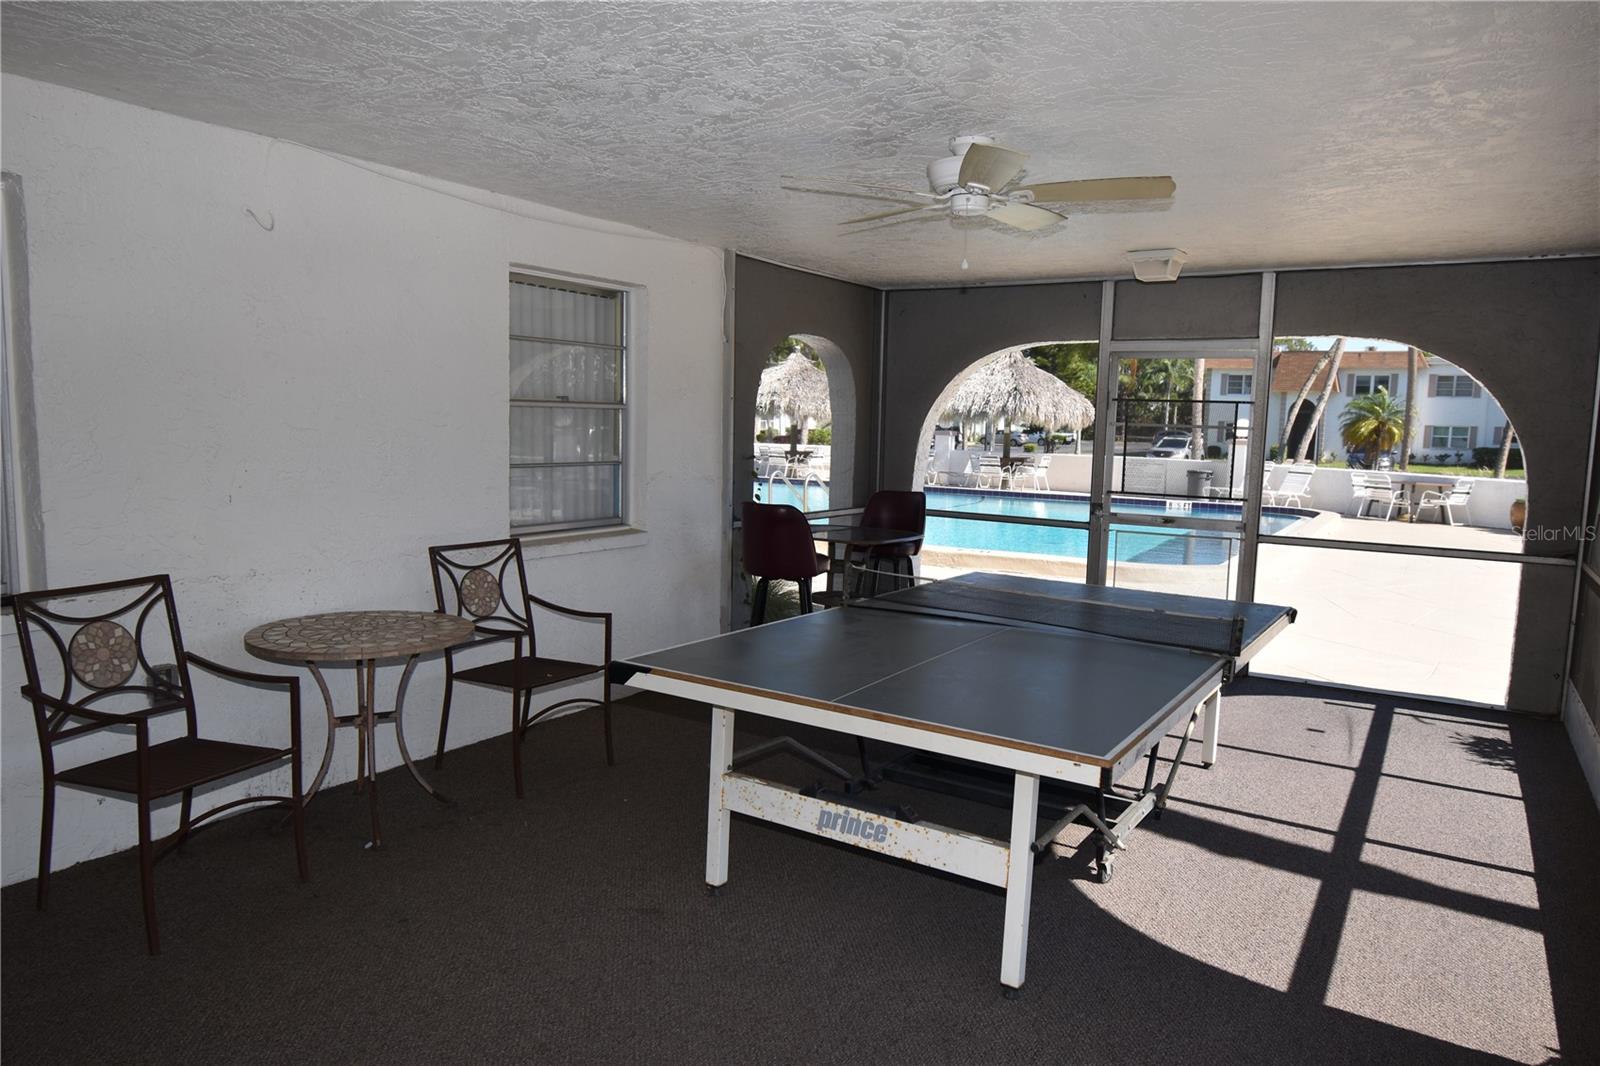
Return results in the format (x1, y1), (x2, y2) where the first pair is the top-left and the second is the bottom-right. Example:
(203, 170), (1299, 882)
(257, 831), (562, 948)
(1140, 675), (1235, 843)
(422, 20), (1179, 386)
(3, 2), (1596, 287)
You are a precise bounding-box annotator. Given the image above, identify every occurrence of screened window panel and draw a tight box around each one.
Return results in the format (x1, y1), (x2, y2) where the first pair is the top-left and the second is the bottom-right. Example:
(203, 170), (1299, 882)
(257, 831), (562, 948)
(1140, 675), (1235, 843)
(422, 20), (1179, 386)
(511, 465), (621, 528)
(510, 340), (622, 403)
(510, 281), (619, 347)
(511, 406), (621, 464)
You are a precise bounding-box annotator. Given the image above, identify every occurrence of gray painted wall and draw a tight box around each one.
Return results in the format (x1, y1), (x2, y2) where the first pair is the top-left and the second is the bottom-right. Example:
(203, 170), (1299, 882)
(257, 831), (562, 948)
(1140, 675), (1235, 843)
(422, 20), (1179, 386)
(733, 256), (880, 510)
(1111, 274), (1263, 340)
(881, 282), (1102, 490)
(1273, 260), (1600, 714)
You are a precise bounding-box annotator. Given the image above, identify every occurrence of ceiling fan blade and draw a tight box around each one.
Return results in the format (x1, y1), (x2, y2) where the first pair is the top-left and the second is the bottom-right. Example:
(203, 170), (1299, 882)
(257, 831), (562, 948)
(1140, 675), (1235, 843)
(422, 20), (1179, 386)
(840, 211), (948, 236)
(840, 205), (933, 225)
(957, 144), (1026, 192)
(989, 203), (1063, 232)
(1018, 176), (1176, 203)
(781, 175), (938, 201)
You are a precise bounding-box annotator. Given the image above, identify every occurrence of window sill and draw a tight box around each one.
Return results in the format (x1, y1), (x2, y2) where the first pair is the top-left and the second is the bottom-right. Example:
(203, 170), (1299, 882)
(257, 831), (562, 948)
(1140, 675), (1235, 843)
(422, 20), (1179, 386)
(516, 525), (649, 559)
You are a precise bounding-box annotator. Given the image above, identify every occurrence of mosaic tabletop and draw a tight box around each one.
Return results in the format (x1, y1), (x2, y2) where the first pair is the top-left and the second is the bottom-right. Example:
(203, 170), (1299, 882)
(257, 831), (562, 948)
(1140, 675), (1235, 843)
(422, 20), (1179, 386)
(244, 610), (477, 664)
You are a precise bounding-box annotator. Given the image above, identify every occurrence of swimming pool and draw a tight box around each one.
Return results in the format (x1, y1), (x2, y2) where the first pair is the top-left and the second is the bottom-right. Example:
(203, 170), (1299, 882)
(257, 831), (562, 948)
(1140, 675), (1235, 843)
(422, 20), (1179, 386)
(752, 483), (1308, 565)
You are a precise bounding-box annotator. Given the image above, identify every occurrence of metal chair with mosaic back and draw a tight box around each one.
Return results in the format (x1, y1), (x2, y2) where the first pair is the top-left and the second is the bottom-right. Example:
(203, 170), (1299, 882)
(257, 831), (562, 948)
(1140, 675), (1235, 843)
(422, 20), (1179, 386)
(427, 538), (614, 798)
(12, 574), (309, 954)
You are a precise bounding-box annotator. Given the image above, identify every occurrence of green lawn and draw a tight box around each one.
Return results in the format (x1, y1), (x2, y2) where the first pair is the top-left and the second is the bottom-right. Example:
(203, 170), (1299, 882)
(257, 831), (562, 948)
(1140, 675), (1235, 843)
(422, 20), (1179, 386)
(1313, 461), (1524, 479)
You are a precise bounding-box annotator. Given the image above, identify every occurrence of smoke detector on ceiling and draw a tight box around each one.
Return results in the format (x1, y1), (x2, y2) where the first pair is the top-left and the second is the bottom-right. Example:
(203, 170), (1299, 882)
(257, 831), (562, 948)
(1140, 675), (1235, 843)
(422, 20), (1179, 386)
(1128, 248), (1188, 283)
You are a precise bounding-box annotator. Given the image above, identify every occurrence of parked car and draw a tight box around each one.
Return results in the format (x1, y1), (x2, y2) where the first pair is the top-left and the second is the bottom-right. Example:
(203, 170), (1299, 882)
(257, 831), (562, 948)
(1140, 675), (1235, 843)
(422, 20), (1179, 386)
(1147, 432), (1193, 459)
(1008, 429), (1041, 446)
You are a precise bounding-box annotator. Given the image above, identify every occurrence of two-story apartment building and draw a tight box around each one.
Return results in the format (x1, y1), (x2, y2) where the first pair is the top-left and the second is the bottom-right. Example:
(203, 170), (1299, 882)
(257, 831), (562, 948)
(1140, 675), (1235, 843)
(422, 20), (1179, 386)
(1202, 346), (1513, 462)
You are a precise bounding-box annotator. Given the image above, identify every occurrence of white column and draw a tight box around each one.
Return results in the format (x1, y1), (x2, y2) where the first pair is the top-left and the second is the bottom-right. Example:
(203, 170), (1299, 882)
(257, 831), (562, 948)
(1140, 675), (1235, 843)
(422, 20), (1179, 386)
(999, 772), (1041, 991)
(706, 708), (735, 887)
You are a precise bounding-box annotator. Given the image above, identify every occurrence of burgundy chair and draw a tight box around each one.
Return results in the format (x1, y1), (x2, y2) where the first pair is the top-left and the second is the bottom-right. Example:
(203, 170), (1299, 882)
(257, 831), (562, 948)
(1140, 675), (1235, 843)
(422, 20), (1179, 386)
(12, 575), (308, 954)
(741, 501), (828, 625)
(857, 490), (926, 591)
(428, 538), (613, 798)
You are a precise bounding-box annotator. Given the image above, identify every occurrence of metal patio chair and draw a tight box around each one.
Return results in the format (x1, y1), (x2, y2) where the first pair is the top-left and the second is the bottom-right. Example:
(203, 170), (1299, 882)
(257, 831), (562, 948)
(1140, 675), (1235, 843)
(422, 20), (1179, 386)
(12, 574), (308, 954)
(428, 538), (614, 798)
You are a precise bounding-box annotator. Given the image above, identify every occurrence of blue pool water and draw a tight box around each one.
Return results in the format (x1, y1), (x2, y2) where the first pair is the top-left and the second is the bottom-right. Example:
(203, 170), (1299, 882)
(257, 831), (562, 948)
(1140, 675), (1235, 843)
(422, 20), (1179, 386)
(752, 483), (1305, 565)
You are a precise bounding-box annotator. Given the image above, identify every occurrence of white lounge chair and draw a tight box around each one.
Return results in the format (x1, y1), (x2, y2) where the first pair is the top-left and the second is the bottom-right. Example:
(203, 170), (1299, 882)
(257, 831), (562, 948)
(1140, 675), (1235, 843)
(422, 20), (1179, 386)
(1415, 479), (1473, 525)
(1350, 470), (1407, 520)
(1263, 467), (1314, 508)
(975, 454), (1006, 489)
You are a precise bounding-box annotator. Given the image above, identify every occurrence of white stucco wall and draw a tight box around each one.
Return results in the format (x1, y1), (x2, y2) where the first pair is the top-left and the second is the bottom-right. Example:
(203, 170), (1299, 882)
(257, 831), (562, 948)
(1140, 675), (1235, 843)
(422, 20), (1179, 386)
(0, 76), (727, 885)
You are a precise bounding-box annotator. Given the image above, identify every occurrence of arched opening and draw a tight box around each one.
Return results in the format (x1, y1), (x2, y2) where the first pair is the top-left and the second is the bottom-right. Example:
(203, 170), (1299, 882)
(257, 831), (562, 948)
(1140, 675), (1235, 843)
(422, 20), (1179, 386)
(910, 340), (1100, 585)
(751, 333), (855, 513)
(1252, 334), (1527, 707)
(1284, 399), (1319, 460)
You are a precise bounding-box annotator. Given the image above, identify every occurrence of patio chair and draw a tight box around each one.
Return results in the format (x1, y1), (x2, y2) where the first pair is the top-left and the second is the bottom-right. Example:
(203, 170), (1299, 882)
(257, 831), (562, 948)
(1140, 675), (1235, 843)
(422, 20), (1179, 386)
(742, 501), (829, 624)
(1350, 470), (1407, 520)
(1263, 467), (1314, 508)
(428, 538), (614, 798)
(1009, 454), (1051, 491)
(853, 490), (926, 593)
(1415, 478), (1473, 526)
(12, 574), (309, 954)
(975, 454), (1006, 489)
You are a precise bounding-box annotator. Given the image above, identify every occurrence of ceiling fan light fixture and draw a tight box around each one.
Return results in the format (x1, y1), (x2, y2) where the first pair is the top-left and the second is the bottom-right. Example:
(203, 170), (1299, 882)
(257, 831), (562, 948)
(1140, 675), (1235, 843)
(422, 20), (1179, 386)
(1128, 248), (1189, 283)
(950, 192), (991, 218)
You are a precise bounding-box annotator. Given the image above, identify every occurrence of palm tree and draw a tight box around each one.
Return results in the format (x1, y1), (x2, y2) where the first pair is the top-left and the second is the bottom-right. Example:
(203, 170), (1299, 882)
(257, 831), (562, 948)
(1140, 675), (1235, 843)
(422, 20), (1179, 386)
(1280, 338), (1342, 459)
(1339, 387), (1407, 466)
(1294, 341), (1345, 462)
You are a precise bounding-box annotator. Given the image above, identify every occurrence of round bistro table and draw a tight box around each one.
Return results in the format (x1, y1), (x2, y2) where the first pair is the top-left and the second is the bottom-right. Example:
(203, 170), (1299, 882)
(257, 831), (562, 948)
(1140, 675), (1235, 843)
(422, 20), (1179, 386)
(244, 610), (475, 848)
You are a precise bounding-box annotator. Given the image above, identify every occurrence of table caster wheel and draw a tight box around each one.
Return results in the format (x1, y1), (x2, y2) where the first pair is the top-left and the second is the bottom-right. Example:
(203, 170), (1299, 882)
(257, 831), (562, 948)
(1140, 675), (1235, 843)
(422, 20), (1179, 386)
(1094, 841), (1115, 884)
(706, 884), (722, 897)
(1003, 985), (1023, 1001)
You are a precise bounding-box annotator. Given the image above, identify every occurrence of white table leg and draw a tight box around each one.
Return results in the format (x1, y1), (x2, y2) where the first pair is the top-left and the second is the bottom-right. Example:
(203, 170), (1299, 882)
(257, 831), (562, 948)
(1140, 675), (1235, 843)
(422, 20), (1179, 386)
(1201, 686), (1223, 768)
(706, 707), (735, 888)
(1000, 772), (1040, 993)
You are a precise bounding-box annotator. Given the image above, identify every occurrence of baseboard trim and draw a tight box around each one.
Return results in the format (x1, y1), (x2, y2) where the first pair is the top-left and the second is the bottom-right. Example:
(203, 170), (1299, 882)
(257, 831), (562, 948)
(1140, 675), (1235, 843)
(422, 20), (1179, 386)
(1563, 681), (1600, 814)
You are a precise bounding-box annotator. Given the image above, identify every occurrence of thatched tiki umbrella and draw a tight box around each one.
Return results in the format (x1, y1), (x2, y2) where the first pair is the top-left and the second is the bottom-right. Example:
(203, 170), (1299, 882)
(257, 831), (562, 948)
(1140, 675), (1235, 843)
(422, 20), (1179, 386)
(943, 350), (1095, 464)
(757, 352), (832, 459)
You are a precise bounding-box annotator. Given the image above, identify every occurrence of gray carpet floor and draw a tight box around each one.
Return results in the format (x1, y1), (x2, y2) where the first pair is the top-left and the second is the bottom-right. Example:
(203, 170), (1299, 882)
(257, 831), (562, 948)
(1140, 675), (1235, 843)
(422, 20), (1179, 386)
(3, 679), (1596, 1065)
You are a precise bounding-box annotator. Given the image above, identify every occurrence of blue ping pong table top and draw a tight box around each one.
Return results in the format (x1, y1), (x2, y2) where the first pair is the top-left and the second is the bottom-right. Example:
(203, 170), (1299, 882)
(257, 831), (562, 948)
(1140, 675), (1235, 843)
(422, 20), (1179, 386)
(615, 573), (1295, 766)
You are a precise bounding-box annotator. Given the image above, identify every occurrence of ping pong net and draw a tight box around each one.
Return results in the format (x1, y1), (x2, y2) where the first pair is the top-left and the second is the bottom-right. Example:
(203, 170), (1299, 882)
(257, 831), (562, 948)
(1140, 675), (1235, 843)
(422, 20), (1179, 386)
(850, 573), (1249, 665)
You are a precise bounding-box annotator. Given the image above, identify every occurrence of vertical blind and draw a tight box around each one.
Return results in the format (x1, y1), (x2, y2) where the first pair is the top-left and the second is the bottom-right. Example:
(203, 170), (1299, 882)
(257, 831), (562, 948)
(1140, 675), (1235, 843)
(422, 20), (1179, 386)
(509, 274), (626, 531)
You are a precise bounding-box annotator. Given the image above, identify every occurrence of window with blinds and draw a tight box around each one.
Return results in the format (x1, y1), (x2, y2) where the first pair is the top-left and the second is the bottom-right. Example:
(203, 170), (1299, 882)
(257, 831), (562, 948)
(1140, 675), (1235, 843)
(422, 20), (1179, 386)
(1429, 374), (1480, 398)
(509, 274), (626, 533)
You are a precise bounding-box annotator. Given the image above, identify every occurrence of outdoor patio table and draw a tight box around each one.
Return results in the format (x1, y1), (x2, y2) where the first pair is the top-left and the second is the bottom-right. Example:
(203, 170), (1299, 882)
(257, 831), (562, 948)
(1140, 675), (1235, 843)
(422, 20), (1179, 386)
(808, 524), (922, 597)
(244, 610), (475, 848)
(1379, 471), (1461, 521)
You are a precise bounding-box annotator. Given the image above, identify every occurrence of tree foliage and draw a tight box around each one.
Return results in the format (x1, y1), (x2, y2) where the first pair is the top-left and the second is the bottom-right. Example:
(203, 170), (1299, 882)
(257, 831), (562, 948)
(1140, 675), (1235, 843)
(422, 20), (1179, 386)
(1339, 387), (1407, 462)
(1023, 342), (1098, 397)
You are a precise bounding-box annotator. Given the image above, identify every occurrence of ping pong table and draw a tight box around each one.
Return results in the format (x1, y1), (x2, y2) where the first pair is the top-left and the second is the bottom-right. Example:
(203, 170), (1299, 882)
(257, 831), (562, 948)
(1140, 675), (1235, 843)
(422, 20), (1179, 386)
(611, 571), (1294, 994)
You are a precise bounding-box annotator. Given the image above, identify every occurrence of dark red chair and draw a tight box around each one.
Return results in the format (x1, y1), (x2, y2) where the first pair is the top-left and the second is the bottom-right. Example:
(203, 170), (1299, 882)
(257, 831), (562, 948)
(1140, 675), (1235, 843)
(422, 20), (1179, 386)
(857, 490), (926, 591)
(12, 574), (308, 954)
(742, 501), (828, 625)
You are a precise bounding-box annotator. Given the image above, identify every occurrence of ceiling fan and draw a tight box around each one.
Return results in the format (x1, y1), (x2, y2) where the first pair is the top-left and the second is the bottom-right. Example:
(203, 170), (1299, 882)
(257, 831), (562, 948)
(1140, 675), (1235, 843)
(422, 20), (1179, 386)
(783, 134), (1175, 233)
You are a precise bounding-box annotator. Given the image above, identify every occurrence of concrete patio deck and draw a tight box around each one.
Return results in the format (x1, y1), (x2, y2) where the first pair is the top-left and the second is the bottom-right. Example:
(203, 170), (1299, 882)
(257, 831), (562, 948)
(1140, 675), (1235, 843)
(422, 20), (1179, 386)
(917, 511), (1523, 707)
